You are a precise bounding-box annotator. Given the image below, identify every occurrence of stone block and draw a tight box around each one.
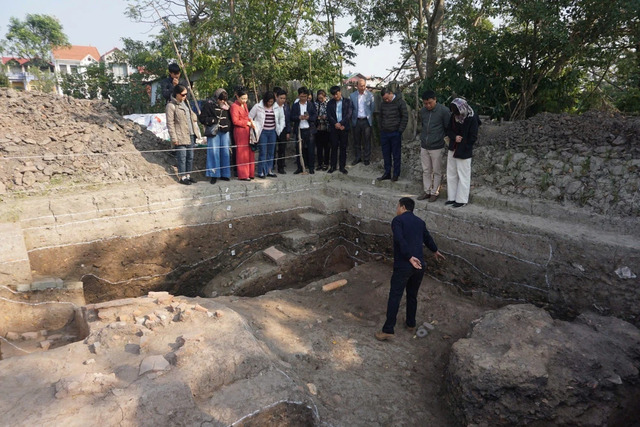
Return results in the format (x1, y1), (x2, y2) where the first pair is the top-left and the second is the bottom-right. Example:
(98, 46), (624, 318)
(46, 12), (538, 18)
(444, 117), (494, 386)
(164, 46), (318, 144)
(31, 277), (63, 291)
(39, 340), (51, 350)
(16, 284), (31, 292)
(263, 246), (287, 265)
(63, 281), (84, 290)
(281, 229), (319, 251)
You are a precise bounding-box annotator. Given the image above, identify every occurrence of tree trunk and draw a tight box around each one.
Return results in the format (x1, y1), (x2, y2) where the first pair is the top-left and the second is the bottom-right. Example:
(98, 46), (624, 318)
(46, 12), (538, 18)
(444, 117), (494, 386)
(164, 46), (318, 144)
(426, 0), (444, 78)
(510, 87), (537, 121)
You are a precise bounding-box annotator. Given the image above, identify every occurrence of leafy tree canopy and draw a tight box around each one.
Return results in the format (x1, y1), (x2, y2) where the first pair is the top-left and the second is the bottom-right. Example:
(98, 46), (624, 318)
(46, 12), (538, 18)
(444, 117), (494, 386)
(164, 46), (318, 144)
(2, 14), (70, 64)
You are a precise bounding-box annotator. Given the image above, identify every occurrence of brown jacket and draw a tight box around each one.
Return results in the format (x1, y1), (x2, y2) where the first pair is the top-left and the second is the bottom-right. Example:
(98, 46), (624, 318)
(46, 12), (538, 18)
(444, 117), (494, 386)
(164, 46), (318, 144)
(166, 97), (201, 146)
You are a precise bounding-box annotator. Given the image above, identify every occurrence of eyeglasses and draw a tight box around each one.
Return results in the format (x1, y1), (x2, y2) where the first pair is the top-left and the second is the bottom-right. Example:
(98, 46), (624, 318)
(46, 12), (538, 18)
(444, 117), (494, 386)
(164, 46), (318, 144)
(180, 92), (187, 96)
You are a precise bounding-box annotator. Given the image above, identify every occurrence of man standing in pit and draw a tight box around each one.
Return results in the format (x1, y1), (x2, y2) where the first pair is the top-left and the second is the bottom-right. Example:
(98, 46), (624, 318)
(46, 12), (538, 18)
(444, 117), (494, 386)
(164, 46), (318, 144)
(349, 78), (375, 165)
(418, 90), (450, 202)
(375, 197), (445, 341)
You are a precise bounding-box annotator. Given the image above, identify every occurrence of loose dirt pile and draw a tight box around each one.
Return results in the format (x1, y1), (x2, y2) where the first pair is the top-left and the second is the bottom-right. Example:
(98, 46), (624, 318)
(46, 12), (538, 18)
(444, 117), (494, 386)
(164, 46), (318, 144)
(0, 88), (173, 195)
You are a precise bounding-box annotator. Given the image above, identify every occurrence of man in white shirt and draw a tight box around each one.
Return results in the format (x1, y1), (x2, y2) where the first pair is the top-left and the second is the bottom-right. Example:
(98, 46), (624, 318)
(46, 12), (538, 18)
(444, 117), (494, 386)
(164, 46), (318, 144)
(349, 78), (375, 166)
(290, 87), (318, 174)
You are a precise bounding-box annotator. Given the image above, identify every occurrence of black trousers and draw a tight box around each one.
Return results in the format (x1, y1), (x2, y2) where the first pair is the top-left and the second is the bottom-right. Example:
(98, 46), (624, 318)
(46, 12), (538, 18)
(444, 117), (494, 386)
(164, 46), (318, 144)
(296, 128), (315, 172)
(353, 118), (372, 162)
(275, 130), (288, 170)
(330, 128), (349, 170)
(382, 266), (424, 334)
(315, 130), (330, 167)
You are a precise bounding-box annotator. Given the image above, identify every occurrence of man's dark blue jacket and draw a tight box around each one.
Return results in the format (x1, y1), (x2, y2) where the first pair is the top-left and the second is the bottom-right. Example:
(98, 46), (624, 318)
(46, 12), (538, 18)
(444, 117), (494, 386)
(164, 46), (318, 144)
(392, 211), (438, 269)
(290, 101), (318, 136)
(327, 97), (353, 131)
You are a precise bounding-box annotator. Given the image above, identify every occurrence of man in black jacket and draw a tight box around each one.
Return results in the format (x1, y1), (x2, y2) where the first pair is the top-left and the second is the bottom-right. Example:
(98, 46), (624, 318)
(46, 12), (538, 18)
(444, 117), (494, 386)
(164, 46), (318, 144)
(376, 197), (445, 341)
(378, 88), (409, 181)
(274, 88), (291, 174)
(326, 86), (353, 174)
(161, 63), (188, 104)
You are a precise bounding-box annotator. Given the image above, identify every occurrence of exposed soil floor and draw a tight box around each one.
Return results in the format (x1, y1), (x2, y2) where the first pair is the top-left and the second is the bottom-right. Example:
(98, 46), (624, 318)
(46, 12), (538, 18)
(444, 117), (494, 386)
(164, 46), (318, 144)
(228, 261), (499, 426)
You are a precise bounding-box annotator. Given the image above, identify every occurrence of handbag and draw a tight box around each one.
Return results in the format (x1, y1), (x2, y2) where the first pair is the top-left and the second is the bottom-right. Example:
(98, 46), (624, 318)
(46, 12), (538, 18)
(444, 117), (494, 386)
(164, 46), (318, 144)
(204, 123), (218, 137)
(249, 127), (259, 151)
(204, 103), (224, 137)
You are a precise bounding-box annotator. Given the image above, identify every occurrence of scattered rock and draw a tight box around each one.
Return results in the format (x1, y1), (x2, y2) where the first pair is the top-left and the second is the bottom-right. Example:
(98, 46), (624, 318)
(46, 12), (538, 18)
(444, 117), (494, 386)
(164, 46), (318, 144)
(90, 342), (102, 354)
(139, 355), (170, 375)
(5, 332), (20, 340)
(193, 304), (208, 313)
(21, 332), (40, 341)
(39, 340), (51, 350)
(307, 383), (318, 395)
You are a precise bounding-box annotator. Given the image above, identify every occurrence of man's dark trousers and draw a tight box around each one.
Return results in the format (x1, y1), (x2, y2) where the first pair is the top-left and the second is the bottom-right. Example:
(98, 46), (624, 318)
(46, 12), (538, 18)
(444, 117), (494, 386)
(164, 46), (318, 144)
(330, 128), (348, 170)
(381, 130), (402, 177)
(382, 266), (424, 334)
(276, 130), (287, 171)
(296, 128), (315, 172)
(353, 118), (371, 162)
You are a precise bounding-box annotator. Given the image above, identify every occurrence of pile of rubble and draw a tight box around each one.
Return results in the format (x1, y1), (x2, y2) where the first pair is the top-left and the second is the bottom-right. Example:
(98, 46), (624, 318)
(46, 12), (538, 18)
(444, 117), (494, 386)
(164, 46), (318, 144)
(0, 88), (174, 195)
(473, 112), (640, 216)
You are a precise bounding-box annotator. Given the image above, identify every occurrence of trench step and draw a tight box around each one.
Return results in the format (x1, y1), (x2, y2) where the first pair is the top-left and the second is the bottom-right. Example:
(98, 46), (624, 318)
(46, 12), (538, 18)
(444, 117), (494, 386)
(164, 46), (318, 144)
(280, 229), (319, 252)
(0, 223), (33, 287)
(310, 194), (343, 213)
(298, 212), (335, 233)
(203, 260), (278, 297)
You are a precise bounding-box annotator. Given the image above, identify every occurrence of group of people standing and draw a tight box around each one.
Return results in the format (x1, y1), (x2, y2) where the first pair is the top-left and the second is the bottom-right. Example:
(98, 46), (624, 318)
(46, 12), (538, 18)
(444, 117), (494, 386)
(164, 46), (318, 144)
(164, 65), (479, 208)
(418, 90), (480, 208)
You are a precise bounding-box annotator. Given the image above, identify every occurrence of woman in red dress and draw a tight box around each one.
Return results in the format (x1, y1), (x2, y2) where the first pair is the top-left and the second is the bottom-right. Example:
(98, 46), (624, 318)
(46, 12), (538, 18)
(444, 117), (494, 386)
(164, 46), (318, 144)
(229, 88), (255, 180)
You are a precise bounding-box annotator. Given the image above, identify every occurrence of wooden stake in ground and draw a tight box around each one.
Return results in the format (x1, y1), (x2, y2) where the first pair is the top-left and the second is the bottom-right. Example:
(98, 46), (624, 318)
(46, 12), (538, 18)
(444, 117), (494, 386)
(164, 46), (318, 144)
(297, 128), (306, 173)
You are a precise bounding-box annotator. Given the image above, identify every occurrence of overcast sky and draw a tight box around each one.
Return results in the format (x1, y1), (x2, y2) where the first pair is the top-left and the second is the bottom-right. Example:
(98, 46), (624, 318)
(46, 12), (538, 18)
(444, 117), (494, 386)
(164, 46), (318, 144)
(1, 0), (401, 78)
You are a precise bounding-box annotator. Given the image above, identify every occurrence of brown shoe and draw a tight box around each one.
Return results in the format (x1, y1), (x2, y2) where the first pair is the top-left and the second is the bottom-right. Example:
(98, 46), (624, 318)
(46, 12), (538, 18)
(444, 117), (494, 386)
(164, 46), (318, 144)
(375, 331), (395, 341)
(428, 194), (438, 202)
(405, 325), (416, 333)
(417, 192), (430, 201)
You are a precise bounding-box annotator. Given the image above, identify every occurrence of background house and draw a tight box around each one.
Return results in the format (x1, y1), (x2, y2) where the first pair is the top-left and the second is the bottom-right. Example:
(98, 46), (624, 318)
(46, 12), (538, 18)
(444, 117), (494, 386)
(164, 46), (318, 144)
(100, 48), (134, 83)
(51, 45), (100, 94)
(1, 57), (55, 91)
(344, 72), (384, 90)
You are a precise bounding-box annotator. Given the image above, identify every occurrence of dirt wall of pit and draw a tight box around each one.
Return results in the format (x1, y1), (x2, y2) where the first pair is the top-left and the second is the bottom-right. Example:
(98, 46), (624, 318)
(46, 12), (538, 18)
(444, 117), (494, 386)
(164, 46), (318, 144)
(1, 175), (638, 325)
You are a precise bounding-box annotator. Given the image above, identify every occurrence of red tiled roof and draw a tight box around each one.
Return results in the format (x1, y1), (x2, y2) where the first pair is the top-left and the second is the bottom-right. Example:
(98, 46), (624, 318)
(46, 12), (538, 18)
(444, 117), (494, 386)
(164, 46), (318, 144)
(52, 45), (101, 61)
(101, 47), (120, 59)
(2, 57), (30, 65)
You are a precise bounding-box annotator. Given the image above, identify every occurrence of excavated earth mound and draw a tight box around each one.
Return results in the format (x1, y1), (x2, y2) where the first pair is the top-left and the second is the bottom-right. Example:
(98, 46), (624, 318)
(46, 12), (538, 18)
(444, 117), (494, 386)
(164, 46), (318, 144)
(0, 87), (173, 195)
(447, 304), (640, 426)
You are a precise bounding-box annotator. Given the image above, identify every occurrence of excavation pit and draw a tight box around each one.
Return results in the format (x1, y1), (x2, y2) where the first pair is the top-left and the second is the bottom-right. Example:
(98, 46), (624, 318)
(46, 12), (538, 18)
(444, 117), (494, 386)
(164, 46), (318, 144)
(27, 207), (374, 303)
(1, 176), (639, 426)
